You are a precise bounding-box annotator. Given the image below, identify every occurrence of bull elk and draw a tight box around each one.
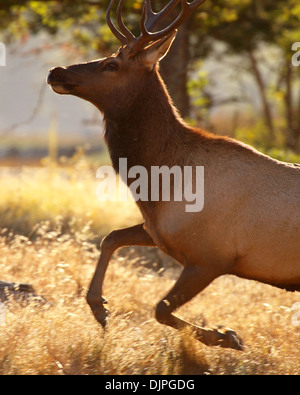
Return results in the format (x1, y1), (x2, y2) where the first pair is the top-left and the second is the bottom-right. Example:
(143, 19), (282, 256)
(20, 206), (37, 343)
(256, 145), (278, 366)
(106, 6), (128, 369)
(47, 0), (300, 351)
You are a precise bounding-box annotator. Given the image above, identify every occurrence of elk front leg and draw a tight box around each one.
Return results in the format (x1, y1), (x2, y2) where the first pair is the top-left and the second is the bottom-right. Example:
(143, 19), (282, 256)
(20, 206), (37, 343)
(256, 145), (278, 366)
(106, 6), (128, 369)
(86, 223), (155, 328)
(155, 265), (244, 351)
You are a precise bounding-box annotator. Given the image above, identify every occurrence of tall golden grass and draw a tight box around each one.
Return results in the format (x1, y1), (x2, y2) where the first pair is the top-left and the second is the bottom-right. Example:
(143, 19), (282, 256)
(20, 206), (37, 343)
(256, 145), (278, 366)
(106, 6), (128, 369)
(0, 164), (141, 237)
(1, 165), (300, 375)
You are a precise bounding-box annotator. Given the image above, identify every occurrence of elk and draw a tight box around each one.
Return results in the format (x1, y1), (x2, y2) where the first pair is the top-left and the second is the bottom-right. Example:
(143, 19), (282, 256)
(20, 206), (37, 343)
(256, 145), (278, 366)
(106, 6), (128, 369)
(47, 0), (300, 351)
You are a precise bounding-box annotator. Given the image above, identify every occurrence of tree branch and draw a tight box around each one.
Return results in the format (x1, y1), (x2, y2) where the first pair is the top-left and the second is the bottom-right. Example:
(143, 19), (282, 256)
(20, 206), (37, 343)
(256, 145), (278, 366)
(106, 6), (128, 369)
(0, 0), (102, 11)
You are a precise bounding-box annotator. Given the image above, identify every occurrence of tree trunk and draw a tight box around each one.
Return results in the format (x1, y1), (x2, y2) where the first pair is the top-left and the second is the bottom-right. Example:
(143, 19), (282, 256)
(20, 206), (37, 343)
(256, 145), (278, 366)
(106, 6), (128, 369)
(159, 21), (191, 118)
(248, 49), (275, 144)
(296, 86), (300, 152)
(283, 59), (300, 152)
(284, 59), (297, 150)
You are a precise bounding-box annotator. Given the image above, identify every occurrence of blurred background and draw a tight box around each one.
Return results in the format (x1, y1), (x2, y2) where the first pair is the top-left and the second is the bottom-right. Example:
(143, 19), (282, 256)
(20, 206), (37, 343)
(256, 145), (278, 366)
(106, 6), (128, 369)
(0, 0), (300, 238)
(1, 2), (300, 375)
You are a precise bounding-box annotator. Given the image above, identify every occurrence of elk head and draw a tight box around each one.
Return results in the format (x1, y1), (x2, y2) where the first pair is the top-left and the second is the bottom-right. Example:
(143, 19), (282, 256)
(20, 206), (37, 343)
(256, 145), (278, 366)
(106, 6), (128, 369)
(47, 0), (206, 118)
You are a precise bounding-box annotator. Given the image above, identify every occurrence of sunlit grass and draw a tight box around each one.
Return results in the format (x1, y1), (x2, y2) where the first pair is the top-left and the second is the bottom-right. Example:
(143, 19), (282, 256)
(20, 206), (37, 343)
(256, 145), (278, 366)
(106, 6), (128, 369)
(0, 163), (141, 238)
(1, 226), (300, 374)
(1, 164), (300, 375)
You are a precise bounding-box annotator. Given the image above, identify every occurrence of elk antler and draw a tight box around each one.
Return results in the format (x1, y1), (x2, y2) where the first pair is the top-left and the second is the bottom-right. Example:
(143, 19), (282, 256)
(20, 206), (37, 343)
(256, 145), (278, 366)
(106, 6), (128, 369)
(136, 0), (206, 51)
(106, 0), (206, 52)
(106, 0), (136, 46)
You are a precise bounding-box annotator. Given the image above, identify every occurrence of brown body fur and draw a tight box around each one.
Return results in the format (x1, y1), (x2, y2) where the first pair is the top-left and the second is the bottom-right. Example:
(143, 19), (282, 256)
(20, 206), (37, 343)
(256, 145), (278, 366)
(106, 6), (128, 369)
(47, 27), (300, 351)
(105, 66), (300, 288)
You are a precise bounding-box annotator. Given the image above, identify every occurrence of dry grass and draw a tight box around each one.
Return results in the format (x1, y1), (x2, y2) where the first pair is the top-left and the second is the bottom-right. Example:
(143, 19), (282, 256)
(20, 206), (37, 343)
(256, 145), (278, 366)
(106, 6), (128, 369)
(1, 227), (300, 375)
(0, 165), (141, 237)
(1, 166), (300, 375)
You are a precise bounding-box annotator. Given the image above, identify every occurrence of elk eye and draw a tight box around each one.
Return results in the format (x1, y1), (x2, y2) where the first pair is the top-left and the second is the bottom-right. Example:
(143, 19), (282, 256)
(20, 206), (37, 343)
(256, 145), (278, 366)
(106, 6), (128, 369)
(103, 62), (119, 72)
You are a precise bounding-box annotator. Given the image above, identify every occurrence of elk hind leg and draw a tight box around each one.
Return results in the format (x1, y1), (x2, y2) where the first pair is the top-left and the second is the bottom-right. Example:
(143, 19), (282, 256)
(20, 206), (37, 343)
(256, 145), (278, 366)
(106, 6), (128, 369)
(155, 264), (244, 351)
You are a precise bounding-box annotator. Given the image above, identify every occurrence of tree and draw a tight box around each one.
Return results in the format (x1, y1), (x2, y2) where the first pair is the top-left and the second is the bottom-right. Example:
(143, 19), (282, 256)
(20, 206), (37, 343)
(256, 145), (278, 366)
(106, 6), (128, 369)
(202, 0), (300, 150)
(1, 0), (300, 151)
(0, 0), (206, 117)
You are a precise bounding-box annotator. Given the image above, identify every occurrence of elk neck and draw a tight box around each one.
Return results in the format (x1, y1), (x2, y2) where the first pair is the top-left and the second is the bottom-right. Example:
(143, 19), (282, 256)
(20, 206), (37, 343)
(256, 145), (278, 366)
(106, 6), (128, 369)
(103, 67), (197, 174)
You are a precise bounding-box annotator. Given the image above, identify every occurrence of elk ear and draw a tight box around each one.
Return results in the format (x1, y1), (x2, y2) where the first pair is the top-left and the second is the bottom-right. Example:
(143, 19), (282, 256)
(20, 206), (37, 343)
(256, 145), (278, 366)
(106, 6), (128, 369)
(141, 30), (177, 70)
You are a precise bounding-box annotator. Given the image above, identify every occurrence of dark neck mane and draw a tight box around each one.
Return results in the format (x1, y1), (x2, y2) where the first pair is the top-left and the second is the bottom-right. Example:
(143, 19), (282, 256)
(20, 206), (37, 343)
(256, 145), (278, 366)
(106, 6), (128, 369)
(103, 69), (191, 173)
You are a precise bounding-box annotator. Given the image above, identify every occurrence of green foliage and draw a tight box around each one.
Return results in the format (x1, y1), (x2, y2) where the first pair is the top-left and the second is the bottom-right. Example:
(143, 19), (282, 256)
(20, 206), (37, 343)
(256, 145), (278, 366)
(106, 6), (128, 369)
(1, 0), (300, 152)
(1, 0), (297, 54)
(187, 62), (210, 121)
(235, 119), (273, 149)
(264, 147), (300, 163)
(235, 119), (300, 163)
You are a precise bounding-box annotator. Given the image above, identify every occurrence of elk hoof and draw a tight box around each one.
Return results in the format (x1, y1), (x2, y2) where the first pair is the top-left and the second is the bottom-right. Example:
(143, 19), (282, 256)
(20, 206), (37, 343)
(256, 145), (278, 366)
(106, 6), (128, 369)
(216, 328), (244, 351)
(87, 295), (109, 329)
(198, 327), (244, 351)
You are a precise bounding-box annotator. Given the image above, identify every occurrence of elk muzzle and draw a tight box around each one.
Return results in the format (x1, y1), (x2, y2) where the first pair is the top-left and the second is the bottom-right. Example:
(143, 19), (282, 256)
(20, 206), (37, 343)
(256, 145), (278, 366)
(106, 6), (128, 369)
(47, 66), (81, 95)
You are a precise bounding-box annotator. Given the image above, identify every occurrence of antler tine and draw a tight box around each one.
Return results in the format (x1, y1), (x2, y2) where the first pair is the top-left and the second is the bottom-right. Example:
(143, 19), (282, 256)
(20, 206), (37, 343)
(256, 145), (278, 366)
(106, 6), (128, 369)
(116, 0), (136, 43)
(142, 0), (181, 32)
(107, 0), (206, 52)
(106, 0), (136, 46)
(106, 0), (127, 45)
(148, 0), (206, 37)
(133, 0), (206, 53)
(137, 0), (180, 51)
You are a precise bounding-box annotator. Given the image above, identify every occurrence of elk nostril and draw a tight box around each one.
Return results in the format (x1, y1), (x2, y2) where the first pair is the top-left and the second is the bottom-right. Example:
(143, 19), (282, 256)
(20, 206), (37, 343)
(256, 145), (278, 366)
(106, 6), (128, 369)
(47, 72), (53, 84)
(47, 66), (66, 84)
(47, 70), (55, 84)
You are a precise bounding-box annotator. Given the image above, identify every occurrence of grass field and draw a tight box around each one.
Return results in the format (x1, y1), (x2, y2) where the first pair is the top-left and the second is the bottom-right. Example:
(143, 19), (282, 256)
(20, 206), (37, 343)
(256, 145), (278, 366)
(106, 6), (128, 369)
(1, 164), (300, 375)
